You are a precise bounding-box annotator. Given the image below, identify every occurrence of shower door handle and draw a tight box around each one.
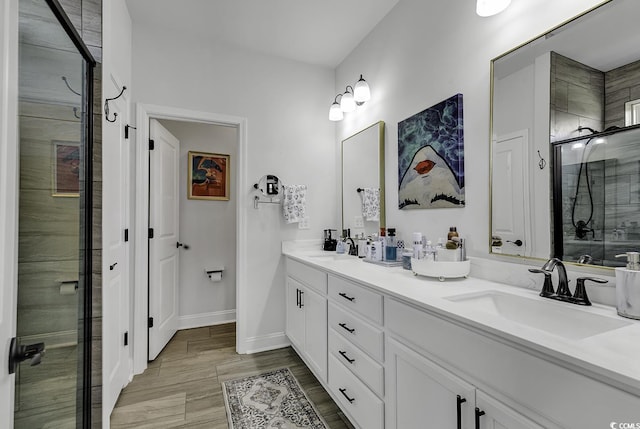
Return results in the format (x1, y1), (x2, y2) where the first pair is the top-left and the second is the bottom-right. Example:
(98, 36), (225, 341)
(8, 337), (45, 374)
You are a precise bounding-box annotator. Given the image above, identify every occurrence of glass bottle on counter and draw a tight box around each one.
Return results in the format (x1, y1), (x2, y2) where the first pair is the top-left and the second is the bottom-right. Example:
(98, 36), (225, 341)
(386, 228), (397, 261)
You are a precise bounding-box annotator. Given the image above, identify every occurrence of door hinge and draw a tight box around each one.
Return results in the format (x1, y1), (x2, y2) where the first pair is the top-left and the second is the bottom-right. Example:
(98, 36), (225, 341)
(125, 124), (136, 139)
(148, 317), (154, 328)
(124, 228), (129, 242)
(148, 228), (154, 239)
(124, 331), (129, 346)
(149, 139), (155, 150)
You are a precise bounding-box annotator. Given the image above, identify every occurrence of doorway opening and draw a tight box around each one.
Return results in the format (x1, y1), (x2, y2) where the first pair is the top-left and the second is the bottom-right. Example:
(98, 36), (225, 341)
(132, 104), (248, 374)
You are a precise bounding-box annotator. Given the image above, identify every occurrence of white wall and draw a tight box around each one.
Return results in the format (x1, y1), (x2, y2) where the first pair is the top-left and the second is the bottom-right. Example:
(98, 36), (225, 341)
(335, 0), (603, 259)
(131, 23), (336, 352)
(159, 120), (237, 327)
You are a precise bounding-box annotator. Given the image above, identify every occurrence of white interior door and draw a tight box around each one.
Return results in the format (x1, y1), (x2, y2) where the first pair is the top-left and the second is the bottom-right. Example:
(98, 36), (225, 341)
(102, 76), (131, 418)
(0, 0), (19, 423)
(492, 130), (530, 256)
(148, 119), (180, 360)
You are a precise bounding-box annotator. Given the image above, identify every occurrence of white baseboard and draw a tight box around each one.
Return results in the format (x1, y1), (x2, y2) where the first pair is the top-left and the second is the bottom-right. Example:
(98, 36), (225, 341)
(240, 331), (290, 354)
(177, 309), (236, 330)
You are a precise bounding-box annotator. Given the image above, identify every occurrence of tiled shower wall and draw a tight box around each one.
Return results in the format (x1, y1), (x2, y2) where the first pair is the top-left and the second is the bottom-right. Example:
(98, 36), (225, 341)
(57, 0), (102, 426)
(605, 59), (640, 130)
(550, 51), (604, 142)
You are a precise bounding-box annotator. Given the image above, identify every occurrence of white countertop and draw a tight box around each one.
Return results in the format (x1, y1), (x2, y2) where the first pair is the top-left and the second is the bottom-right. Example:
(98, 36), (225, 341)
(282, 241), (640, 397)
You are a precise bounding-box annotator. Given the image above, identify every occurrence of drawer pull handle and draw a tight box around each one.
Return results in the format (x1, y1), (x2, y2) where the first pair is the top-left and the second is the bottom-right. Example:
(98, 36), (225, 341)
(338, 323), (355, 334)
(338, 292), (355, 302)
(339, 387), (355, 404)
(457, 395), (466, 429)
(475, 407), (485, 429)
(338, 350), (355, 364)
(299, 290), (304, 308)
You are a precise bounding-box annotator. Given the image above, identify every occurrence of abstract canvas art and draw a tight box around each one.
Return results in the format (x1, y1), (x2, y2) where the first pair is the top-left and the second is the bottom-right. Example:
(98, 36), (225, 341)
(398, 93), (464, 209)
(53, 141), (80, 197)
(188, 151), (230, 200)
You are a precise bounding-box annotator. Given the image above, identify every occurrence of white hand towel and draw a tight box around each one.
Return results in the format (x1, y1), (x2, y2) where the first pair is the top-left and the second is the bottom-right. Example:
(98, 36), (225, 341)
(362, 187), (380, 221)
(282, 184), (307, 224)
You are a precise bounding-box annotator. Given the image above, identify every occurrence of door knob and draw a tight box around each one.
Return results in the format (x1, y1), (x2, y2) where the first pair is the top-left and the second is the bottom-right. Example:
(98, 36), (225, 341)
(507, 239), (523, 246)
(8, 337), (45, 374)
(176, 242), (190, 249)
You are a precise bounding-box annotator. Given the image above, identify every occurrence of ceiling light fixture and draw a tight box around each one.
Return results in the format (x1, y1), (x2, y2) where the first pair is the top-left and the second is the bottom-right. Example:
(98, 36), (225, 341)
(476, 0), (511, 17)
(329, 75), (371, 121)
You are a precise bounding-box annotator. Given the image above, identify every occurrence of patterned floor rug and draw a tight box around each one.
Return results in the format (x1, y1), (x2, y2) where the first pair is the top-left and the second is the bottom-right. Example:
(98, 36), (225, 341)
(222, 367), (329, 429)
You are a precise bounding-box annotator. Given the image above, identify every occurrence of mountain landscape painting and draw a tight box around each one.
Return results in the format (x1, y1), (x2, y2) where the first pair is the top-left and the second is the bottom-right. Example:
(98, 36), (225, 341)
(398, 94), (465, 209)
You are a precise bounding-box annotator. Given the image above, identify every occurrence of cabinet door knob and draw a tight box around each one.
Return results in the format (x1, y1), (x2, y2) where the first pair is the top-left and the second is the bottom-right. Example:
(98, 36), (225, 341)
(457, 395), (467, 429)
(475, 407), (485, 429)
(338, 292), (355, 302)
(338, 323), (355, 334)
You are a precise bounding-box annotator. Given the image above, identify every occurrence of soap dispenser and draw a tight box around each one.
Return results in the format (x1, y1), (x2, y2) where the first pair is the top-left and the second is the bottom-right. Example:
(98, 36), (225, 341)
(614, 252), (640, 319)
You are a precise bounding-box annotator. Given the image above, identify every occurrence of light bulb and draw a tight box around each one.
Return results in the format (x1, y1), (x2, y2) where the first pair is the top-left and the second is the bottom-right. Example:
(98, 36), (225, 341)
(329, 102), (343, 121)
(340, 90), (356, 112)
(476, 0), (511, 17)
(354, 75), (371, 103)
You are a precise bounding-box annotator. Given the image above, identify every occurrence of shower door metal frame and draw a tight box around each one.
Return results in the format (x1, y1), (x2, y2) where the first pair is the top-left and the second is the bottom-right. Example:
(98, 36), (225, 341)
(41, 0), (96, 427)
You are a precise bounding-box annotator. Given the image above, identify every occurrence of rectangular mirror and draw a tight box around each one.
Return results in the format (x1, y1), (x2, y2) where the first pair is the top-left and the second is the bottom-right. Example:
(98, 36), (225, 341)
(490, 0), (640, 267)
(342, 121), (385, 237)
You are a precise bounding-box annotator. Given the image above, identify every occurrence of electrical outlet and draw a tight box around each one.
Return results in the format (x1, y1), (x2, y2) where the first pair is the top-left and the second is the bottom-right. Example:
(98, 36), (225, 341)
(354, 216), (364, 228)
(298, 217), (310, 229)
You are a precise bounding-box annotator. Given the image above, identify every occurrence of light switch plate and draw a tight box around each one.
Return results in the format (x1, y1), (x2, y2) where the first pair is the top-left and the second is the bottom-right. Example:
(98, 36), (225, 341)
(354, 216), (364, 228)
(298, 217), (310, 229)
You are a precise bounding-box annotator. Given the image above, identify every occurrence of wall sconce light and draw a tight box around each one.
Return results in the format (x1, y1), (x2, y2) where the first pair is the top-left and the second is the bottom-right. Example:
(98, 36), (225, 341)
(476, 0), (511, 17)
(329, 74), (371, 121)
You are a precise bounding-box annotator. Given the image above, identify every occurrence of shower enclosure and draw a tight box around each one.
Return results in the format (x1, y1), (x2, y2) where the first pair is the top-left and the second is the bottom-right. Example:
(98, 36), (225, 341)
(13, 0), (95, 427)
(553, 125), (640, 266)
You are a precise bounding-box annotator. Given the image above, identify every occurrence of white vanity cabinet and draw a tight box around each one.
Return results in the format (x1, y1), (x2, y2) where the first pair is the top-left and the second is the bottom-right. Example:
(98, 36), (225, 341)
(386, 337), (476, 429)
(386, 337), (543, 429)
(285, 259), (328, 382)
(283, 254), (640, 429)
(386, 297), (640, 429)
(327, 274), (385, 429)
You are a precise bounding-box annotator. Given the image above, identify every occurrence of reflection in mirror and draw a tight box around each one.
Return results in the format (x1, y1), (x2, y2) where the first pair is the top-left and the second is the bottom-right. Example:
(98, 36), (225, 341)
(490, 0), (640, 267)
(342, 121), (385, 237)
(254, 174), (281, 196)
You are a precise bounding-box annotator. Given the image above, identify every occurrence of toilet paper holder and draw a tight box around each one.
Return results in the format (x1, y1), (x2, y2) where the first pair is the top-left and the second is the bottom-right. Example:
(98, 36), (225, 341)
(205, 268), (224, 281)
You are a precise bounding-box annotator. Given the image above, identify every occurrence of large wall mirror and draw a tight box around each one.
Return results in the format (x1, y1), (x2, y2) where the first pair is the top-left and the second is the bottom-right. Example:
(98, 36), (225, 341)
(342, 121), (385, 237)
(490, 0), (640, 268)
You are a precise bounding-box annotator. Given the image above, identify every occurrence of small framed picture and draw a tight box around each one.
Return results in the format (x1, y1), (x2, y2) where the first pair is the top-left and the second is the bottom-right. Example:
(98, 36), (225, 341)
(188, 151), (230, 201)
(53, 141), (80, 197)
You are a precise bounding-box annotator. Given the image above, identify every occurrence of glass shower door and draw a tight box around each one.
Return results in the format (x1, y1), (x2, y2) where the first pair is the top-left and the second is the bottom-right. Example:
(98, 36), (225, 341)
(13, 0), (93, 427)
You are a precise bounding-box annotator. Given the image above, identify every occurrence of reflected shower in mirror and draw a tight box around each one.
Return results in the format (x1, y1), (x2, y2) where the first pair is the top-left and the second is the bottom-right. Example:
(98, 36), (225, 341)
(490, 0), (640, 266)
(341, 121), (385, 237)
(553, 126), (640, 266)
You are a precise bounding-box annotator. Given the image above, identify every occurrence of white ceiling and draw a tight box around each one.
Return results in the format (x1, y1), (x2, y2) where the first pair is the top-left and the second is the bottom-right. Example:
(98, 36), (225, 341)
(125, 0), (400, 68)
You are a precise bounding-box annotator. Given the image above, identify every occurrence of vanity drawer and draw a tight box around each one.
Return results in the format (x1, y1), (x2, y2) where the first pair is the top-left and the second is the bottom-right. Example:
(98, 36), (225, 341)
(328, 354), (384, 429)
(328, 274), (383, 325)
(329, 302), (383, 362)
(329, 328), (384, 397)
(286, 258), (327, 294)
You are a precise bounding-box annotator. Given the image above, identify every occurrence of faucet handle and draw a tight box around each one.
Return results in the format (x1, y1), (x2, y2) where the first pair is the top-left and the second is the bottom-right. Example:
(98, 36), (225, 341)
(528, 269), (555, 297)
(572, 277), (608, 306)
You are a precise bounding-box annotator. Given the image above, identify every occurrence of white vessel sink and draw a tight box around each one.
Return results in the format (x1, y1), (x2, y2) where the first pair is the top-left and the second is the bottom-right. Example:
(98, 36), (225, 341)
(447, 291), (632, 340)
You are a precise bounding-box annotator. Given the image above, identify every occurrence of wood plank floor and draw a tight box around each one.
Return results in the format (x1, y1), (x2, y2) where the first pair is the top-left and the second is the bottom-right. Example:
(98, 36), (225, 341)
(111, 323), (354, 428)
